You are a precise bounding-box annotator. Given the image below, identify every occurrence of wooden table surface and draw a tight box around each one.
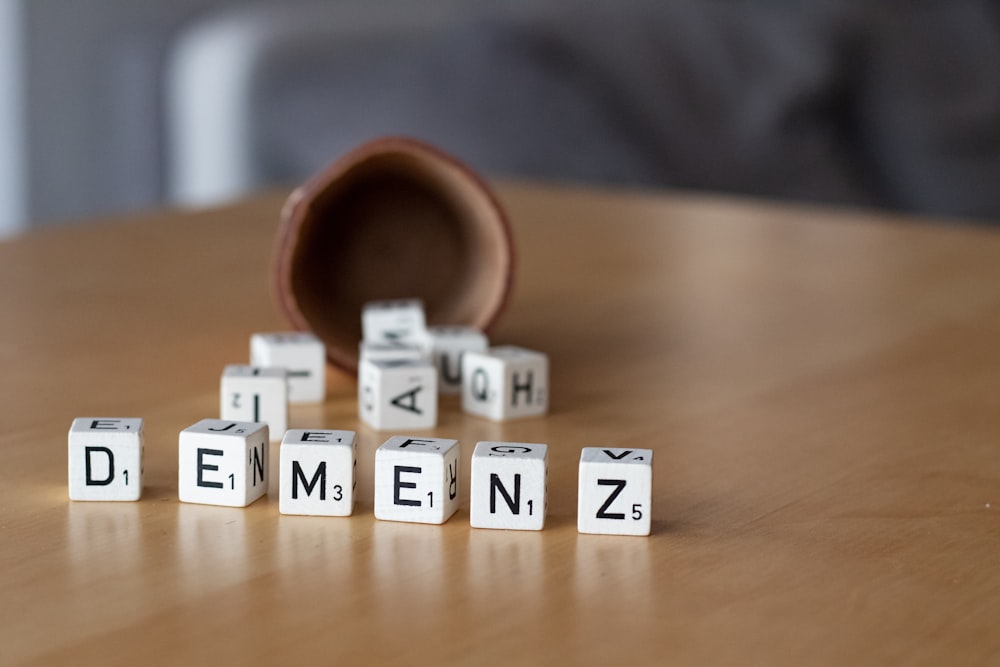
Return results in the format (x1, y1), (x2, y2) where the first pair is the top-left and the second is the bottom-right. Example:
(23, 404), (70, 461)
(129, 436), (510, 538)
(2, 183), (999, 665)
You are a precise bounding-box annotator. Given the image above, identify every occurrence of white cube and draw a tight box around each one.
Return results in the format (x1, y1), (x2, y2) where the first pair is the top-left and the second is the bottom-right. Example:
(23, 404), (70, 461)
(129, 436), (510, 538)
(462, 346), (549, 421)
(420, 326), (488, 394)
(374, 436), (460, 524)
(279, 429), (357, 516)
(250, 332), (326, 403)
(577, 447), (653, 536)
(358, 358), (438, 430)
(362, 298), (427, 343)
(359, 340), (428, 364)
(220, 365), (288, 439)
(68, 418), (143, 501)
(178, 419), (269, 507)
(470, 441), (547, 531)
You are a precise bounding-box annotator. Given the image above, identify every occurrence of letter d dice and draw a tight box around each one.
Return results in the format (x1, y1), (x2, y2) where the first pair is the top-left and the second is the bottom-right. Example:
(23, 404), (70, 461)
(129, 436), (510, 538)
(68, 418), (143, 501)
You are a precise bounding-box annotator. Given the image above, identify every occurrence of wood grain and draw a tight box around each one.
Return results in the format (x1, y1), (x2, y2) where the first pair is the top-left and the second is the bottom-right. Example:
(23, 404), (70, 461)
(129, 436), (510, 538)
(2, 184), (999, 665)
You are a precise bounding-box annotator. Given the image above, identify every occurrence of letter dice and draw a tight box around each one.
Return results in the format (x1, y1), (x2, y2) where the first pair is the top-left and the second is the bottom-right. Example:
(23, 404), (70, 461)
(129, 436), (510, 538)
(279, 429), (357, 516)
(220, 365), (288, 439)
(470, 441), (547, 531)
(420, 326), (488, 394)
(178, 419), (269, 507)
(462, 346), (549, 421)
(68, 418), (143, 501)
(362, 298), (427, 343)
(358, 358), (438, 430)
(374, 436), (460, 524)
(250, 332), (326, 403)
(577, 447), (653, 536)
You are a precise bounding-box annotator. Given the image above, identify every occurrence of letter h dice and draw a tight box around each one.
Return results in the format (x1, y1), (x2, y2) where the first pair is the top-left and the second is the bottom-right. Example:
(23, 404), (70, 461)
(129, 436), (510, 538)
(279, 429), (357, 516)
(374, 436), (460, 524)
(68, 418), (143, 501)
(470, 441), (547, 531)
(462, 346), (548, 421)
(577, 447), (653, 536)
(178, 419), (269, 507)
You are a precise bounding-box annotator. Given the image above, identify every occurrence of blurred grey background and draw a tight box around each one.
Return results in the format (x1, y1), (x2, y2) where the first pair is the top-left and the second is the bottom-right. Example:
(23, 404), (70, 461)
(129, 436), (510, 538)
(2, 0), (999, 238)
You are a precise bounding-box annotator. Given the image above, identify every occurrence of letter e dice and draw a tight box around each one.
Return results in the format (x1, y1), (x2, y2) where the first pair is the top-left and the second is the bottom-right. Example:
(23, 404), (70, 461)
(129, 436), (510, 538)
(374, 436), (460, 524)
(178, 419), (269, 507)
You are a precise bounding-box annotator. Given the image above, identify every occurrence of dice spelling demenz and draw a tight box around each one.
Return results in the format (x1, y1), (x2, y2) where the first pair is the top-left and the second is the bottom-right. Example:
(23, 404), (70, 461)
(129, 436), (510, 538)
(178, 419), (269, 507)
(68, 418), (143, 501)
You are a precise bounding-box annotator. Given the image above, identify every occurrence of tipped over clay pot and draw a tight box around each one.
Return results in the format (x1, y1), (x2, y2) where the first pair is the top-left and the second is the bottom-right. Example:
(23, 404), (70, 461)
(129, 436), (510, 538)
(273, 137), (515, 374)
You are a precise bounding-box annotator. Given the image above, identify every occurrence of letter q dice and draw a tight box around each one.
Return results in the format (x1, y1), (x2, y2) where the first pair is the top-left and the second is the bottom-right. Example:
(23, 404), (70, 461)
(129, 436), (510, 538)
(462, 346), (548, 421)
(470, 441), (547, 531)
(279, 429), (357, 516)
(68, 418), (143, 501)
(178, 419), (269, 507)
(374, 436), (460, 524)
(250, 332), (326, 403)
(577, 447), (653, 536)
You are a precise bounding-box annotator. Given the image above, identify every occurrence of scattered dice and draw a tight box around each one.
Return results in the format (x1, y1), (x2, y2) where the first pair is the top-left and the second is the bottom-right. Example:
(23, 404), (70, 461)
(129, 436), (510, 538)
(470, 441), (547, 531)
(178, 419), (269, 507)
(250, 332), (326, 403)
(67, 418), (143, 501)
(462, 346), (548, 421)
(358, 358), (438, 430)
(374, 436), (460, 524)
(362, 299), (427, 344)
(279, 429), (357, 516)
(220, 365), (288, 439)
(419, 326), (488, 394)
(577, 447), (652, 536)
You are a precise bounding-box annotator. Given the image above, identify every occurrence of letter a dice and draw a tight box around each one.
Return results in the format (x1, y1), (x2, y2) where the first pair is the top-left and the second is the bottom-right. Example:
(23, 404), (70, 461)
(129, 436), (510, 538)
(68, 418), (143, 501)
(577, 447), (653, 536)
(470, 441), (547, 531)
(462, 346), (548, 421)
(279, 429), (357, 516)
(250, 332), (326, 404)
(358, 359), (438, 430)
(374, 436), (460, 524)
(178, 419), (269, 507)
(220, 365), (288, 439)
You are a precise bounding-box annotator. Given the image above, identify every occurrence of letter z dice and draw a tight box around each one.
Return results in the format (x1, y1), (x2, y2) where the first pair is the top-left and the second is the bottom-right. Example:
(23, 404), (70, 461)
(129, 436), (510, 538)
(279, 429), (357, 516)
(374, 436), (460, 524)
(577, 447), (653, 536)
(250, 332), (326, 403)
(178, 419), (269, 507)
(470, 441), (547, 531)
(68, 418), (143, 501)
(462, 346), (548, 421)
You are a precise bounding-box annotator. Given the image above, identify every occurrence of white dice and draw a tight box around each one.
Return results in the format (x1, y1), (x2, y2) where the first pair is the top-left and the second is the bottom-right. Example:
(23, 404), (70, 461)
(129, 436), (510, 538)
(358, 358), (438, 430)
(470, 441), (547, 531)
(220, 365), (288, 439)
(362, 298), (427, 343)
(178, 419), (269, 507)
(374, 436), (460, 524)
(68, 418), (143, 501)
(462, 346), (549, 421)
(420, 326), (488, 394)
(279, 429), (357, 516)
(250, 332), (326, 403)
(359, 340), (428, 364)
(577, 447), (653, 536)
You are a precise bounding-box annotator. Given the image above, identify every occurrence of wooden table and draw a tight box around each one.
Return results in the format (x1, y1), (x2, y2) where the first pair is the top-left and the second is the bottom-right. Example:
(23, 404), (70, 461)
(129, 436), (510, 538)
(2, 183), (999, 665)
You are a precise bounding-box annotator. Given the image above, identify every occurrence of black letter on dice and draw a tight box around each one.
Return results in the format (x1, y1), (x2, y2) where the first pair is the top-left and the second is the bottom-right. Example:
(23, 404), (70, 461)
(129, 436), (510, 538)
(292, 461), (326, 499)
(394, 466), (421, 506)
(596, 479), (627, 519)
(197, 448), (224, 488)
(84, 446), (115, 486)
(489, 473), (521, 515)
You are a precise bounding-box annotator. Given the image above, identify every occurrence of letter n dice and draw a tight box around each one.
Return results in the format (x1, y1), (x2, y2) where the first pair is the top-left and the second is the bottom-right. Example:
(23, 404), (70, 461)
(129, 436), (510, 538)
(374, 436), (459, 524)
(68, 418), (143, 501)
(178, 419), (269, 507)
(577, 447), (653, 536)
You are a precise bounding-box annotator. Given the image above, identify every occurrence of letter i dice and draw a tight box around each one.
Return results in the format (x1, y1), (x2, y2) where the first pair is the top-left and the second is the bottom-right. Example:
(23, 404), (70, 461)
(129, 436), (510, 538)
(374, 436), (460, 524)
(220, 365), (288, 439)
(462, 346), (548, 421)
(279, 429), (357, 516)
(470, 441), (547, 531)
(577, 447), (653, 536)
(362, 298), (427, 343)
(358, 358), (438, 430)
(178, 419), (269, 507)
(250, 332), (326, 404)
(420, 326), (488, 394)
(68, 418), (143, 501)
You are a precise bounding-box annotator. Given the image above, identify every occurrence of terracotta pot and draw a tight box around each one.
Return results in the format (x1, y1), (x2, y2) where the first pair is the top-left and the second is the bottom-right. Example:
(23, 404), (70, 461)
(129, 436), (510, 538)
(273, 137), (515, 374)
